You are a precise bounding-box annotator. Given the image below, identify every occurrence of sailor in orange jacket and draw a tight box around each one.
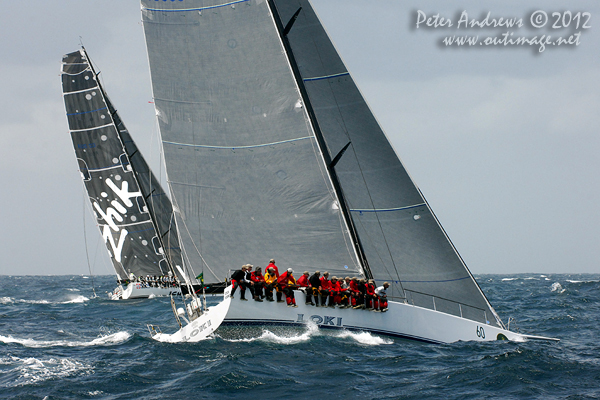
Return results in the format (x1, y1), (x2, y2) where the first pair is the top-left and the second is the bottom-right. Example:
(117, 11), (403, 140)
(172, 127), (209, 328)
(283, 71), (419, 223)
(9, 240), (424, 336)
(277, 268), (298, 307)
(264, 267), (279, 302)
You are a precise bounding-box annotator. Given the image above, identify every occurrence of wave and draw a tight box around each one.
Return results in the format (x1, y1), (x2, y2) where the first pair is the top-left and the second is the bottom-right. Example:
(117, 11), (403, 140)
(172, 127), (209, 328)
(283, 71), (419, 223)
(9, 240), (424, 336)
(333, 330), (393, 346)
(222, 323), (320, 345)
(220, 323), (392, 346)
(61, 295), (90, 304)
(551, 282), (566, 294)
(0, 332), (131, 348)
(0, 355), (91, 387)
(0, 296), (89, 305)
(501, 278), (518, 281)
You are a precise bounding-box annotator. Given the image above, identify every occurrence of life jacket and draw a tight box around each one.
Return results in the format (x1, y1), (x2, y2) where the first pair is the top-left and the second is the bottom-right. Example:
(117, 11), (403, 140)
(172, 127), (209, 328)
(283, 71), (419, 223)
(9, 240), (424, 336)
(264, 271), (277, 285)
(320, 277), (332, 290)
(366, 283), (376, 296)
(267, 263), (279, 278)
(251, 271), (265, 284)
(297, 275), (310, 287)
(278, 271), (296, 288)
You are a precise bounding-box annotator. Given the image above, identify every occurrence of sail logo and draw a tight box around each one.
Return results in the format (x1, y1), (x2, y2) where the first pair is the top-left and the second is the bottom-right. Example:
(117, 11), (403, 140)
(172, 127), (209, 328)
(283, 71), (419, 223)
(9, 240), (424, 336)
(93, 178), (143, 262)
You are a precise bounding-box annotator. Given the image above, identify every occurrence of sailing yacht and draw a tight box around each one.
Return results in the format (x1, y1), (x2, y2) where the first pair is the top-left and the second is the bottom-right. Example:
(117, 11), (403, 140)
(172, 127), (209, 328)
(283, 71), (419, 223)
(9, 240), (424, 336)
(61, 49), (185, 300)
(137, 0), (555, 343)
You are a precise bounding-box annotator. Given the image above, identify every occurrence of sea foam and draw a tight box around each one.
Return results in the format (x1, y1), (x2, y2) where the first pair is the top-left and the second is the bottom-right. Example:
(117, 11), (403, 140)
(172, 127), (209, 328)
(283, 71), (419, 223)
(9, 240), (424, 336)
(0, 332), (131, 348)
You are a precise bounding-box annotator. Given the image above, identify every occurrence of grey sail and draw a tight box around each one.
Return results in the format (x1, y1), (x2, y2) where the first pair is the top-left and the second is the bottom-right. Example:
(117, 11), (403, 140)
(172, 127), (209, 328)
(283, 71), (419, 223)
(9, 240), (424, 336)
(271, 0), (501, 327)
(140, 0), (501, 328)
(141, 0), (361, 283)
(62, 49), (182, 281)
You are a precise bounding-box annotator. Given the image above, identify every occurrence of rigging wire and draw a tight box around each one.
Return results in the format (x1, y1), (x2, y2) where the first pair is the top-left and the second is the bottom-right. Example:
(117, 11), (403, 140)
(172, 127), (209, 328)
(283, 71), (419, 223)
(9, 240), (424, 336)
(82, 186), (97, 298)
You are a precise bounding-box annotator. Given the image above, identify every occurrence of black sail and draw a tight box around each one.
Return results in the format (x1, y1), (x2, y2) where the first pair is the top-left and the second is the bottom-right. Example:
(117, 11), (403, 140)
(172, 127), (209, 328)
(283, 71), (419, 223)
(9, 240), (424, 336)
(272, 0), (501, 327)
(62, 49), (182, 281)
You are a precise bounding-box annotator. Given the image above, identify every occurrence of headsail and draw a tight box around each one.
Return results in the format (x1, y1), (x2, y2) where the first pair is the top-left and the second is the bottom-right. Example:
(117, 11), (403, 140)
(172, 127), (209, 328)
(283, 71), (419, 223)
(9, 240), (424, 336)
(61, 49), (182, 281)
(271, 0), (502, 327)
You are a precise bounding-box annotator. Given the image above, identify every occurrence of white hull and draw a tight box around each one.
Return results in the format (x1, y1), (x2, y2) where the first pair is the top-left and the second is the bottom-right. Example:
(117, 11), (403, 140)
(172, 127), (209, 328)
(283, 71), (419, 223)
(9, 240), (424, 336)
(151, 286), (233, 343)
(223, 290), (556, 344)
(110, 283), (182, 300)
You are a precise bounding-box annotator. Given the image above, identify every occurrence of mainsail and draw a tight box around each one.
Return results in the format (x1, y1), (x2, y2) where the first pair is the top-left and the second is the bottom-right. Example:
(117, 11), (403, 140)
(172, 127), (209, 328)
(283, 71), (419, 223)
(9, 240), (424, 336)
(61, 49), (182, 281)
(140, 0), (502, 328)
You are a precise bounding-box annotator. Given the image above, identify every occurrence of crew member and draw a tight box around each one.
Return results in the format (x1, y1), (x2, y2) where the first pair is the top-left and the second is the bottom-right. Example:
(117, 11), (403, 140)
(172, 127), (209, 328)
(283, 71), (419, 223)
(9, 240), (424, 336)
(230, 265), (248, 300)
(251, 266), (265, 302)
(308, 271), (321, 306)
(267, 259), (279, 278)
(296, 271), (313, 305)
(278, 268), (298, 307)
(365, 279), (377, 310)
(243, 264), (256, 300)
(320, 271), (332, 307)
(375, 282), (390, 312)
(264, 267), (278, 302)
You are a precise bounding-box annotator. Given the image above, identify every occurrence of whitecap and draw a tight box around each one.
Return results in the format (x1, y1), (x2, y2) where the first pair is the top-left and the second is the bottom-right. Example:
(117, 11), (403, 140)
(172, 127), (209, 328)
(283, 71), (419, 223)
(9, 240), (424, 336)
(66, 288), (80, 292)
(61, 295), (90, 304)
(334, 330), (393, 346)
(551, 282), (565, 293)
(501, 278), (518, 281)
(0, 332), (131, 348)
(0, 355), (91, 387)
(221, 322), (319, 344)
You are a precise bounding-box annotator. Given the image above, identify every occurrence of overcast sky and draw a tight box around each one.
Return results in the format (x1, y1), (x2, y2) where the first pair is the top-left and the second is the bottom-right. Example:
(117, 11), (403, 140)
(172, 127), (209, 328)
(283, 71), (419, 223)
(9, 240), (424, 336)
(1, 0), (598, 276)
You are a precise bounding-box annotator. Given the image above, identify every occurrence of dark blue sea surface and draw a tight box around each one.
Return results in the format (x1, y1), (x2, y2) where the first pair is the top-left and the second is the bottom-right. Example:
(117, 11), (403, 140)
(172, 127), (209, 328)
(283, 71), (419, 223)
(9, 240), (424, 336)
(1, 274), (599, 399)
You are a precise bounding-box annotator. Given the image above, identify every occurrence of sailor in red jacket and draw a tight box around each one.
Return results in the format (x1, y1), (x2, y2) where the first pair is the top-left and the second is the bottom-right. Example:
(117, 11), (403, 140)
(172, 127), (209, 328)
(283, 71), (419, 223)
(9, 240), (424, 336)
(365, 279), (377, 310)
(319, 271), (332, 307)
(349, 277), (360, 307)
(330, 277), (342, 307)
(296, 271), (313, 305)
(267, 259), (279, 278)
(277, 268), (298, 307)
(251, 267), (265, 302)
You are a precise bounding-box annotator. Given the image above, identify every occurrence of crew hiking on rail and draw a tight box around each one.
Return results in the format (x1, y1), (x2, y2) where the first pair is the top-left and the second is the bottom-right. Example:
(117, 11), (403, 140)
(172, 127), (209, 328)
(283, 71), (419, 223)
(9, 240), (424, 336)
(229, 260), (389, 312)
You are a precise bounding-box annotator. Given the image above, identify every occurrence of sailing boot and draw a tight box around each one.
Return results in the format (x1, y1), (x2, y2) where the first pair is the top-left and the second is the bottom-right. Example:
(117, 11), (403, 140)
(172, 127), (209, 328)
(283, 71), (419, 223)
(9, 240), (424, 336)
(254, 295), (263, 302)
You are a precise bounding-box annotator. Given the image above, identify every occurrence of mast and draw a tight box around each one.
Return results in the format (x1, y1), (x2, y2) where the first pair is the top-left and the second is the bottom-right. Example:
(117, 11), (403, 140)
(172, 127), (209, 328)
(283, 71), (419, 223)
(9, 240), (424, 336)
(81, 47), (178, 278)
(266, 1), (373, 279)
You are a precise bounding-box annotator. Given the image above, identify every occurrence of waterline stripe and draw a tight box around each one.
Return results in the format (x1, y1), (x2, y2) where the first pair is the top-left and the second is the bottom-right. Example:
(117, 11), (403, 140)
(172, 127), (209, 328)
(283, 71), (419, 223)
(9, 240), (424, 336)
(350, 203), (426, 213)
(163, 136), (312, 150)
(303, 72), (349, 82)
(143, 0), (249, 12)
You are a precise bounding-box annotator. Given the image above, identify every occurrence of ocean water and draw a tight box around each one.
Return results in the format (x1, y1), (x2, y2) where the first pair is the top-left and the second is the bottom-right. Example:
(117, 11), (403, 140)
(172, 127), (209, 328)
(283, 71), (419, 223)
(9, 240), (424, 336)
(1, 274), (599, 399)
